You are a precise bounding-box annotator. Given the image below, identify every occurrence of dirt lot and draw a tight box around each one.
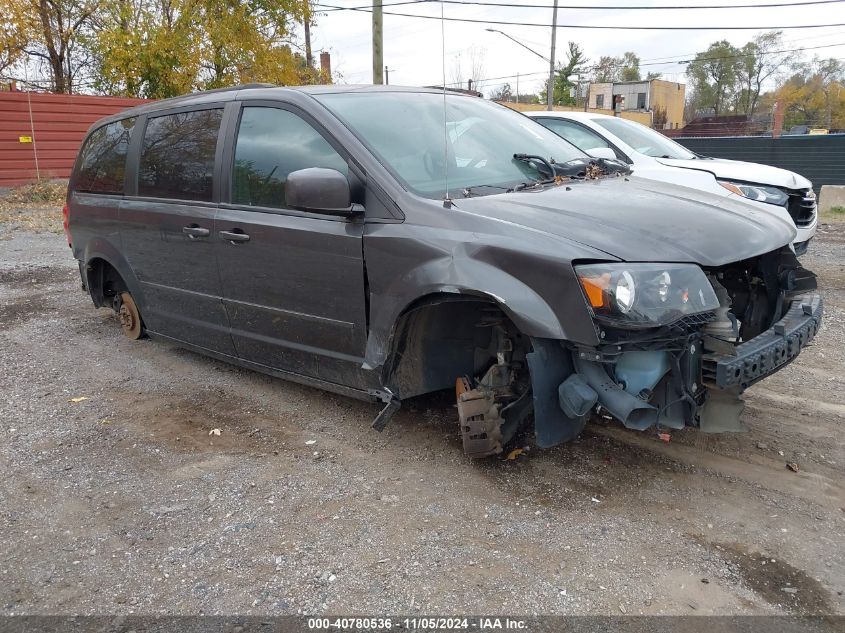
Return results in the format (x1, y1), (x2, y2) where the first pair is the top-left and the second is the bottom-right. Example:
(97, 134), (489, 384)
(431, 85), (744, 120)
(0, 211), (843, 616)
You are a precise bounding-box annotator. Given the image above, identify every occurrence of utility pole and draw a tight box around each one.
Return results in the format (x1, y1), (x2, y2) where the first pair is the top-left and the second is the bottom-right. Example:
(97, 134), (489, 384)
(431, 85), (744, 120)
(385, 66), (389, 85)
(516, 72), (520, 104)
(372, 0), (384, 84)
(304, 2), (313, 68)
(547, 0), (558, 111)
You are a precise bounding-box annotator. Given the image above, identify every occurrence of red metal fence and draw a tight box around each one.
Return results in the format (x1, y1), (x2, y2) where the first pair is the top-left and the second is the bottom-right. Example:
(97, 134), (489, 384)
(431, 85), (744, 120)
(0, 91), (147, 188)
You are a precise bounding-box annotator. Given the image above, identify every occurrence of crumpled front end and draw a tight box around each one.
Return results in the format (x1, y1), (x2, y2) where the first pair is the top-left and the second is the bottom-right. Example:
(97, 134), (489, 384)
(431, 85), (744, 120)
(542, 246), (822, 440)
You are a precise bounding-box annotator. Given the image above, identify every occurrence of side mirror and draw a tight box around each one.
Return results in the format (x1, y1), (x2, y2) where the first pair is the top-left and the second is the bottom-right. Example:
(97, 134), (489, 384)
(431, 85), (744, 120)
(585, 147), (617, 161)
(285, 168), (362, 216)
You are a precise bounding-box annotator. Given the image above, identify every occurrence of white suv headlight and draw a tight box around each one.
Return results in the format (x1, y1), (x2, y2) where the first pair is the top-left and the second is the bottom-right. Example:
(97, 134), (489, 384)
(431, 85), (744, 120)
(718, 180), (788, 206)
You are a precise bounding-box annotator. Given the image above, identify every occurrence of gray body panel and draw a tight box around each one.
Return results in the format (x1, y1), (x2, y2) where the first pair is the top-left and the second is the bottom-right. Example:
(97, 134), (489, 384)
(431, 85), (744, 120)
(214, 206), (370, 388)
(119, 197), (236, 355)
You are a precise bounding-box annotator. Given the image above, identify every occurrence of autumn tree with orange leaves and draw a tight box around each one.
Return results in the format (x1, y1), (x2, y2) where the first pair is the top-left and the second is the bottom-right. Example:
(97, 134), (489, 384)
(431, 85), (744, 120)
(0, 0), (324, 96)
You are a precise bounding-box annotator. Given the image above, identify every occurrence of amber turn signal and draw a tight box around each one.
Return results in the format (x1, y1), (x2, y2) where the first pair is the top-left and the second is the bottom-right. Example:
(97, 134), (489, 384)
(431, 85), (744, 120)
(579, 272), (611, 309)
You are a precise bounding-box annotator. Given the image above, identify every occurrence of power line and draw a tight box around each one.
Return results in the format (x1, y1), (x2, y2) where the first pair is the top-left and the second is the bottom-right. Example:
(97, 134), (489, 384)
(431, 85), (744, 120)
(568, 32), (839, 69)
(319, 0), (845, 11)
(634, 40), (845, 67)
(434, 44), (845, 87)
(444, 41), (845, 85)
(313, 5), (845, 30)
(616, 29), (845, 66)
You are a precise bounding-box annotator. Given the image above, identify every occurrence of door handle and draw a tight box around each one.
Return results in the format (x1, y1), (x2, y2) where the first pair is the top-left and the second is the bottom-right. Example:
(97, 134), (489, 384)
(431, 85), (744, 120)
(219, 230), (250, 243)
(182, 225), (210, 239)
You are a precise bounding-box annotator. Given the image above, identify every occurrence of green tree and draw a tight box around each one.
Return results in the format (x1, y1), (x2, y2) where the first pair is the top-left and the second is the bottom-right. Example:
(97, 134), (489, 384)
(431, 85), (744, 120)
(591, 51), (641, 83)
(686, 40), (742, 116)
(90, 0), (200, 98)
(91, 0), (317, 98)
(539, 42), (588, 106)
(618, 52), (640, 82)
(592, 55), (617, 83)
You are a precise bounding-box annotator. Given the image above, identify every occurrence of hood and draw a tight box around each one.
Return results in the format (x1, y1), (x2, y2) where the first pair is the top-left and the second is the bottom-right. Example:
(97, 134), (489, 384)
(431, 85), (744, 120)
(453, 177), (797, 267)
(655, 157), (812, 190)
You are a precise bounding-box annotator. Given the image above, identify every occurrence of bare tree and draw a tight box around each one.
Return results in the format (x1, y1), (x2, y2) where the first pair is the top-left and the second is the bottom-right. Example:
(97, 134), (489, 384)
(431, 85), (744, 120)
(449, 52), (463, 88)
(467, 45), (486, 92)
(448, 46), (486, 91)
(736, 31), (793, 116)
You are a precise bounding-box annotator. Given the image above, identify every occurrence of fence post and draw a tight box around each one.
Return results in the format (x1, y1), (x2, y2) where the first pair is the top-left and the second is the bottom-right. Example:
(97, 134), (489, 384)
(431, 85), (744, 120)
(772, 99), (784, 140)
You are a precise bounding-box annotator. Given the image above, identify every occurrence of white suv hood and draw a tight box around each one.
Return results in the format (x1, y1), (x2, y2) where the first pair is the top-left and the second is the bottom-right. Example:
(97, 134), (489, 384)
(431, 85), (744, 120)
(655, 157), (812, 190)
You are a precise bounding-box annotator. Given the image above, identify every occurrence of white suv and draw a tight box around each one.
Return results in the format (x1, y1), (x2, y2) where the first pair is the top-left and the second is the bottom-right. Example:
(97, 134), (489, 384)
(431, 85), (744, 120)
(527, 111), (817, 254)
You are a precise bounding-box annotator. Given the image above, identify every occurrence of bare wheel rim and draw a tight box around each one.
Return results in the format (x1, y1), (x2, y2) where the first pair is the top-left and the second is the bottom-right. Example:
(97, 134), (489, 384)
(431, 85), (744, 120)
(118, 292), (143, 340)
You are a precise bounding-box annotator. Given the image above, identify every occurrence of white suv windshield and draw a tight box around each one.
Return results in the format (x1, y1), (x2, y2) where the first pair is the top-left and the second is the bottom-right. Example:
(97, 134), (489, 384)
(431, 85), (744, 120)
(595, 117), (696, 160)
(316, 91), (588, 197)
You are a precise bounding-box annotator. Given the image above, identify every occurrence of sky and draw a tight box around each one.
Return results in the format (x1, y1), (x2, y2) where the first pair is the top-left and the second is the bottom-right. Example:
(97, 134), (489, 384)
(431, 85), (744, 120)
(302, 0), (845, 97)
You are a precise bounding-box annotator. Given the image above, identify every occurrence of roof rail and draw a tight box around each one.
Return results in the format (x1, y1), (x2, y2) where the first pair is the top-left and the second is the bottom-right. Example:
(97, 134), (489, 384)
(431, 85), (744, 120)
(146, 83), (278, 109)
(195, 83), (277, 94)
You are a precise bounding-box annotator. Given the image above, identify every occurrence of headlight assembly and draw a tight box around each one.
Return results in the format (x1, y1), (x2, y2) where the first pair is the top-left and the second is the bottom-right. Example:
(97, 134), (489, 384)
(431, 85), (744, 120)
(718, 180), (788, 206)
(576, 263), (720, 328)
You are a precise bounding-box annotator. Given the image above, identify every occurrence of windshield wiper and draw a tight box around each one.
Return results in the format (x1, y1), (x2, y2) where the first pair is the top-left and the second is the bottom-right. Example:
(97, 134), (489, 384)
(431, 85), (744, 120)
(460, 184), (511, 198)
(513, 153), (556, 178)
(509, 153), (562, 192)
(508, 180), (546, 193)
(507, 153), (630, 194)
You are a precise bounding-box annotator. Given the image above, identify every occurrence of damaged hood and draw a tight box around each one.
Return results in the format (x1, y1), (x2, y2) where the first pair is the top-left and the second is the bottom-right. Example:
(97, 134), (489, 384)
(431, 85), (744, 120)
(454, 176), (797, 267)
(655, 157), (813, 190)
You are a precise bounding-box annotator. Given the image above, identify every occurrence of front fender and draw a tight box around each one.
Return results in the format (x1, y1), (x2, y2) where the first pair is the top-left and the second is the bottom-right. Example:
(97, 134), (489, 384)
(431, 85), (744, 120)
(364, 250), (573, 370)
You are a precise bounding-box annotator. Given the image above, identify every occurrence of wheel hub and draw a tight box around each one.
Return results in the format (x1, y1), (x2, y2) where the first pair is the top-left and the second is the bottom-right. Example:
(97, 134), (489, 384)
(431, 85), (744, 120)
(118, 292), (143, 340)
(119, 304), (135, 330)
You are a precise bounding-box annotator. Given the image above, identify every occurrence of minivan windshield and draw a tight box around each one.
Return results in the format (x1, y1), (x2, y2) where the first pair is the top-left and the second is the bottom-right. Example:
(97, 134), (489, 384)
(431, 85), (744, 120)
(594, 117), (697, 160)
(315, 91), (589, 198)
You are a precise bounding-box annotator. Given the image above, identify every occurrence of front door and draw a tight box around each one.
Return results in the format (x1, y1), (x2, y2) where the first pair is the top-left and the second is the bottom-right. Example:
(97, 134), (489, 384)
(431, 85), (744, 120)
(119, 106), (236, 356)
(215, 104), (369, 387)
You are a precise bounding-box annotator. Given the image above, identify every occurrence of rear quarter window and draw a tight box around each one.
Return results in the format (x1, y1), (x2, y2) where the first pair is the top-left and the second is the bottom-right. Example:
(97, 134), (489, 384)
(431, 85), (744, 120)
(75, 118), (136, 194)
(138, 109), (223, 201)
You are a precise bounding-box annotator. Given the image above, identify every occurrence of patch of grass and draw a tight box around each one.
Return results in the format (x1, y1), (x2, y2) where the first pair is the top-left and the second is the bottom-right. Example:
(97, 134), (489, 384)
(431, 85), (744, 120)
(0, 205), (63, 234)
(0, 180), (66, 234)
(2, 179), (67, 205)
(820, 205), (845, 223)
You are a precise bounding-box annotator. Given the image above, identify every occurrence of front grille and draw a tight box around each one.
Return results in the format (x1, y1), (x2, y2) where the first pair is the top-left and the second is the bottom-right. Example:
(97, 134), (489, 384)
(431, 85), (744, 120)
(786, 189), (816, 228)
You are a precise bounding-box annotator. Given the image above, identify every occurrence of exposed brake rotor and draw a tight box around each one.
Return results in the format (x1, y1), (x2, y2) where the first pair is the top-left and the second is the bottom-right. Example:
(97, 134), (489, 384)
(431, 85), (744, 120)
(118, 292), (144, 340)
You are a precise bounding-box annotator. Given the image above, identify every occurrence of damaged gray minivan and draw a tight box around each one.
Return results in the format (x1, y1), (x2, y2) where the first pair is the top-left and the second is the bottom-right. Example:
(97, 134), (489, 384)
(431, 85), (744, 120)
(66, 85), (822, 458)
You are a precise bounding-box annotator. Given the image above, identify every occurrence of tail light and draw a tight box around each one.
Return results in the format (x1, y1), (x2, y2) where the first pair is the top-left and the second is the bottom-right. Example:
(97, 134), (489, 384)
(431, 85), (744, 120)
(62, 204), (71, 247)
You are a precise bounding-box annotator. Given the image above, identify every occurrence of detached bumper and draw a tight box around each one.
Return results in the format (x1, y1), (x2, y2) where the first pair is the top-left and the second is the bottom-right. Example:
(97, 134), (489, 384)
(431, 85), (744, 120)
(705, 292), (823, 390)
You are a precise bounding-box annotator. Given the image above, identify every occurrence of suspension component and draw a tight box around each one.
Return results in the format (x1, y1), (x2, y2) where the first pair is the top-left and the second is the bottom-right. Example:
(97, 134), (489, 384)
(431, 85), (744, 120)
(456, 376), (505, 458)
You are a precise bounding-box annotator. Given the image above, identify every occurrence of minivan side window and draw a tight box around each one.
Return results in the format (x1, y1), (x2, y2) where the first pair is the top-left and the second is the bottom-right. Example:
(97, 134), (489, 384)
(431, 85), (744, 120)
(138, 109), (223, 201)
(232, 107), (347, 209)
(75, 118), (136, 195)
(536, 118), (612, 153)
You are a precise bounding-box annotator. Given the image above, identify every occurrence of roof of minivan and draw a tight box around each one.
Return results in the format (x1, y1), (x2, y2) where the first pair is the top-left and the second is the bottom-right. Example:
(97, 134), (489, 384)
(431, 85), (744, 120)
(99, 84), (473, 122)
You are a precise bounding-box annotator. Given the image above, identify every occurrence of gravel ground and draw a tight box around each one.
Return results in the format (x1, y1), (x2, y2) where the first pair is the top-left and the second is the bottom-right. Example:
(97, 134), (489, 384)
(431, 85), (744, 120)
(0, 217), (843, 616)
